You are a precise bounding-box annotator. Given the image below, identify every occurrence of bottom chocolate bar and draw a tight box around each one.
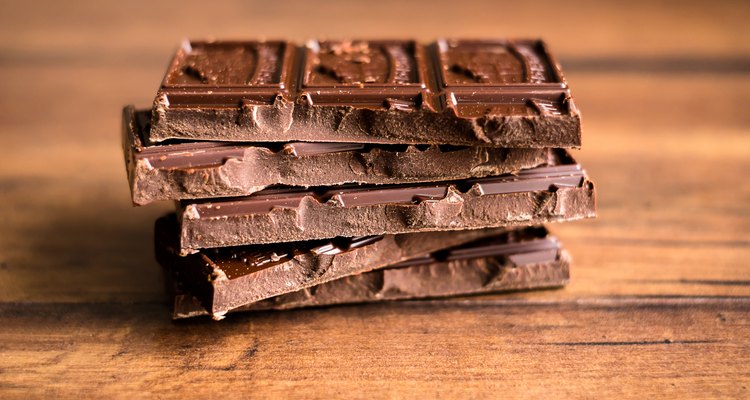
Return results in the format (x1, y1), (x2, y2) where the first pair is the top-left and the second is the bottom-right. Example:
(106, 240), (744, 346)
(156, 215), (507, 318)
(163, 225), (569, 320)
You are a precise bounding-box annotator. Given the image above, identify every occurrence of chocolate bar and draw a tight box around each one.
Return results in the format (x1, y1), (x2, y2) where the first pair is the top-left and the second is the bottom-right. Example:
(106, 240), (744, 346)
(149, 39), (580, 148)
(155, 215), (509, 318)
(123, 106), (550, 205)
(177, 149), (595, 252)
(168, 226), (569, 319)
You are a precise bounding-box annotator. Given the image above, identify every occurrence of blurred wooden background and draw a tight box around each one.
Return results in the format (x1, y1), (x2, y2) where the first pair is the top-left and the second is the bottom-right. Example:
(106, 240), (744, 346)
(1, 0), (749, 398)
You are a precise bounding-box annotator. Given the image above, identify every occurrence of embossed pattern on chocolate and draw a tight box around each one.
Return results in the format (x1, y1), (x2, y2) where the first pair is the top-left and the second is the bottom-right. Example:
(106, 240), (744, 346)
(164, 41), (288, 86)
(436, 40), (563, 86)
(149, 39), (580, 148)
(305, 40), (420, 85)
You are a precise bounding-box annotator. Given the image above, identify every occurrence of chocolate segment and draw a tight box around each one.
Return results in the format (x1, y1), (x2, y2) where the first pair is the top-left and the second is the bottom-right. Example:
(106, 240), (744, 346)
(163, 41), (291, 87)
(164, 226), (569, 319)
(155, 215), (508, 318)
(149, 39), (580, 148)
(177, 149), (596, 251)
(122, 106), (550, 205)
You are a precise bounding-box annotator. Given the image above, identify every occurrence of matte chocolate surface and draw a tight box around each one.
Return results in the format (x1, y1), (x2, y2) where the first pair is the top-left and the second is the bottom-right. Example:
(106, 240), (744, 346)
(156, 215), (509, 318)
(123, 106), (550, 205)
(165, 226), (569, 319)
(177, 149), (596, 251)
(149, 39), (580, 147)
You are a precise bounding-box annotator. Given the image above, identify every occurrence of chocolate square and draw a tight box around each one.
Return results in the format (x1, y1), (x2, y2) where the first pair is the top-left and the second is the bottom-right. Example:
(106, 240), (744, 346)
(435, 39), (565, 88)
(163, 40), (291, 88)
(158, 40), (295, 107)
(433, 39), (571, 120)
(300, 40), (427, 105)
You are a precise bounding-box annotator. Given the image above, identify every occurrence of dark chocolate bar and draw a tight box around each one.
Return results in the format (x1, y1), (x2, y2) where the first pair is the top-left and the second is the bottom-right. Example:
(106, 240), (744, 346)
(168, 226), (569, 319)
(177, 149), (595, 252)
(149, 39), (580, 148)
(155, 215), (509, 318)
(123, 106), (550, 205)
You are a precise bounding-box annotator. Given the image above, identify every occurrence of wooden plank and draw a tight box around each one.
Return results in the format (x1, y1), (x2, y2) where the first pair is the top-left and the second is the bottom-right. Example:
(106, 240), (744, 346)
(0, 300), (748, 398)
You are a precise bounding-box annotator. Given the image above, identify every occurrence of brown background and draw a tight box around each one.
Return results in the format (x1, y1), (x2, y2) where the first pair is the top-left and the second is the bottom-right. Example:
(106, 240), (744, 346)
(1, 0), (749, 398)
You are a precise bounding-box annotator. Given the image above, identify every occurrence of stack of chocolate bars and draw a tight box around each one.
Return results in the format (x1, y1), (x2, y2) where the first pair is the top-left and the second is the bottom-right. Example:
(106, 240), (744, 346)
(122, 39), (596, 320)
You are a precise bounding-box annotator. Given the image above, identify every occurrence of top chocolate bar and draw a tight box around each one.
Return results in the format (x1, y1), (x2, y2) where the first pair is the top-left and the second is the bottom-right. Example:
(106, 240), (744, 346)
(149, 39), (580, 147)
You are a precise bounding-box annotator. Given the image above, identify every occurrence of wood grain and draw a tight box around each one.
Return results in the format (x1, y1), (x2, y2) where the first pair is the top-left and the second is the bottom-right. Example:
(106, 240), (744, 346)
(1, 300), (748, 398)
(0, 0), (749, 398)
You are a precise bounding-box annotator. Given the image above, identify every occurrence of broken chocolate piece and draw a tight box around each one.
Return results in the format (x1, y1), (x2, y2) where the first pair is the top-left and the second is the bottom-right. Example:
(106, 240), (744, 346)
(122, 106), (550, 205)
(164, 226), (569, 319)
(149, 39), (580, 148)
(155, 215), (509, 318)
(177, 149), (596, 251)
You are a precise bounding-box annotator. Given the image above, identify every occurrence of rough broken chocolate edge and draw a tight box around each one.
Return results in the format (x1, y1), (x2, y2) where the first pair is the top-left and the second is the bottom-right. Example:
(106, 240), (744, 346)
(178, 178), (596, 251)
(122, 107), (142, 204)
(149, 101), (581, 148)
(123, 106), (550, 205)
(155, 215), (508, 317)
(169, 247), (571, 319)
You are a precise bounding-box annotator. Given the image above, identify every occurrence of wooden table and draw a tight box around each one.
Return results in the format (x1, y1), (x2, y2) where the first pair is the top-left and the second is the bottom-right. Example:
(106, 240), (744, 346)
(1, 0), (749, 397)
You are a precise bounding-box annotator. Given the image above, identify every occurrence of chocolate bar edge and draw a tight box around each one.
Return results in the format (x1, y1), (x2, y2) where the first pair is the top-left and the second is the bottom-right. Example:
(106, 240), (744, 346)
(176, 150), (596, 250)
(155, 215), (512, 316)
(123, 106), (552, 205)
